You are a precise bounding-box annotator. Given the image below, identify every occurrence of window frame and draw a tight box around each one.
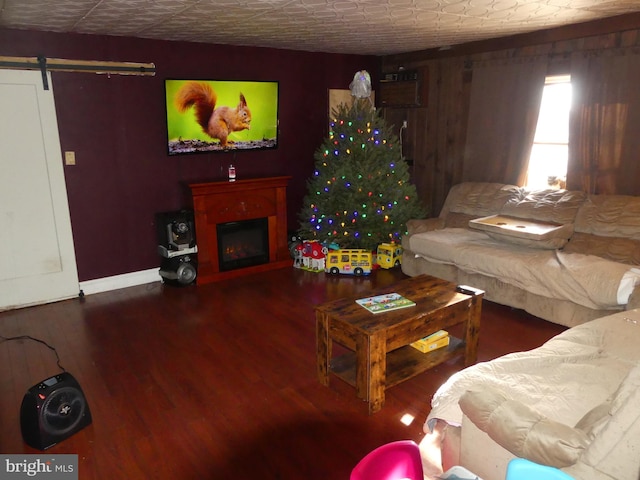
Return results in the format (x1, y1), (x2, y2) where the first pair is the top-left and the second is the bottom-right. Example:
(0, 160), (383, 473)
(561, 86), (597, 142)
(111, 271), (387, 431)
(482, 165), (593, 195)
(526, 74), (571, 190)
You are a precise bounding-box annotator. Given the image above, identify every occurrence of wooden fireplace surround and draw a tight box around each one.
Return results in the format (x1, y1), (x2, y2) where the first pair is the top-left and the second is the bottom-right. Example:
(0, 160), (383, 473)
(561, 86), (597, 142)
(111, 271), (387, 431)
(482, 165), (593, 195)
(189, 176), (292, 284)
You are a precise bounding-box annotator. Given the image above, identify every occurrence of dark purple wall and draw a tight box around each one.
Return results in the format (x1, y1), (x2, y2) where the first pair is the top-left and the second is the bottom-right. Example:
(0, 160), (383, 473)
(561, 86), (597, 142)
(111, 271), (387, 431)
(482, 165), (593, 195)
(0, 28), (379, 281)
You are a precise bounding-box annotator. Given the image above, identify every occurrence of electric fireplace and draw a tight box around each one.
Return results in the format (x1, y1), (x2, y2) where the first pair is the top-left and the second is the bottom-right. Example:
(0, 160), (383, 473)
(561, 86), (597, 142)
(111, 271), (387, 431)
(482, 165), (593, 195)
(189, 176), (291, 284)
(217, 218), (269, 271)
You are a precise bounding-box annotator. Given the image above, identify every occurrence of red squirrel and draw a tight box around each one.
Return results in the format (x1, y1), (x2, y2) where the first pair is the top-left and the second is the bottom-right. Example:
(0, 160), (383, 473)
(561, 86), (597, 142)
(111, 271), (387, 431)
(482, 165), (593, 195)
(175, 82), (251, 147)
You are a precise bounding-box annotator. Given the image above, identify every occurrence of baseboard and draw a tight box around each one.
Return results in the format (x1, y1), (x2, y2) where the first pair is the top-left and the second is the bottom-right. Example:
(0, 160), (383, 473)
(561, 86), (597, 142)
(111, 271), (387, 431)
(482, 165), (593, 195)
(79, 268), (162, 296)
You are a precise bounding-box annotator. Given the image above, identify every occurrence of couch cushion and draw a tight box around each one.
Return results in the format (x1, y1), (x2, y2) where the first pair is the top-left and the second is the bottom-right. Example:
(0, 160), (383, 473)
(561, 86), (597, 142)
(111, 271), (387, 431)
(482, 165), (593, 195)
(405, 217), (445, 235)
(444, 212), (481, 229)
(572, 194), (640, 239)
(442, 182), (521, 219)
(460, 388), (589, 468)
(407, 228), (492, 265)
(500, 188), (586, 225)
(563, 195), (640, 265)
(563, 232), (640, 265)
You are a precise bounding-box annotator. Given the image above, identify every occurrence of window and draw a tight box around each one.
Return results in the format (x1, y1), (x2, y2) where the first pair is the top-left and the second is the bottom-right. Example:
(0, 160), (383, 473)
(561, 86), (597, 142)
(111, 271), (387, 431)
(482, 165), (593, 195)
(526, 75), (571, 190)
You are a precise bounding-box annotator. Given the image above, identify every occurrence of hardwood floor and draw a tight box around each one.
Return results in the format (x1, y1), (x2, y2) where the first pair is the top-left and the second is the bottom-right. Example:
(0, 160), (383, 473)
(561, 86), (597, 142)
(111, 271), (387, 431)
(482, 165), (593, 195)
(0, 267), (566, 479)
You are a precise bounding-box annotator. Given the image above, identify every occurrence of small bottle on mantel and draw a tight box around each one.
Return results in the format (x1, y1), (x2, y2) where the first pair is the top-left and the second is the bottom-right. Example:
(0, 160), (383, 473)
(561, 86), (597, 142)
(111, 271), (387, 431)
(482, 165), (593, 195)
(228, 164), (236, 182)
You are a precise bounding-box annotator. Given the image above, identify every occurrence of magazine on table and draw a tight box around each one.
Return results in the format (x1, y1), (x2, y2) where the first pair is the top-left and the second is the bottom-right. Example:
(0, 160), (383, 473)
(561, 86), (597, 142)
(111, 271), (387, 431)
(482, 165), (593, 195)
(356, 292), (416, 314)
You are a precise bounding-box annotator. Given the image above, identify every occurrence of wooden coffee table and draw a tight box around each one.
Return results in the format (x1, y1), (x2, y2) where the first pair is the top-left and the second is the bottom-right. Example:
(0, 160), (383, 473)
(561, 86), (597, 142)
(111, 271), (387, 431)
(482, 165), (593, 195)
(315, 274), (483, 414)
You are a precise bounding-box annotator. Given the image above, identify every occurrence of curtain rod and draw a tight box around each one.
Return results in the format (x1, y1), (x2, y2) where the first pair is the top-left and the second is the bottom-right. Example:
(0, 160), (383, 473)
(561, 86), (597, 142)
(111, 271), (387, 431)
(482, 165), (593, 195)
(0, 55), (155, 89)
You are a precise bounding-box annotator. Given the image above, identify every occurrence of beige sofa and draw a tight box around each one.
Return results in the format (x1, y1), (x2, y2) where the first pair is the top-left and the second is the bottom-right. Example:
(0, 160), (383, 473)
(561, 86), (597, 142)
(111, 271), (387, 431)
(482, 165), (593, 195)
(402, 182), (640, 328)
(424, 307), (640, 480)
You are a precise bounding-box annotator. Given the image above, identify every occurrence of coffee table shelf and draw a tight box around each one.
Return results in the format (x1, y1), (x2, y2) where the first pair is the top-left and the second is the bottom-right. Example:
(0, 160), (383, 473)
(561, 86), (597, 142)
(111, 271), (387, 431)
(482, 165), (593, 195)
(330, 336), (464, 389)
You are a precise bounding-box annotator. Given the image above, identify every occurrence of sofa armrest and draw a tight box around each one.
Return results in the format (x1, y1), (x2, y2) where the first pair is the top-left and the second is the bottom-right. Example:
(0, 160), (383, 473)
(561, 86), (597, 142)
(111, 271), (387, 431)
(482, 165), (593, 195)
(626, 285), (640, 310)
(406, 217), (445, 235)
(459, 388), (589, 468)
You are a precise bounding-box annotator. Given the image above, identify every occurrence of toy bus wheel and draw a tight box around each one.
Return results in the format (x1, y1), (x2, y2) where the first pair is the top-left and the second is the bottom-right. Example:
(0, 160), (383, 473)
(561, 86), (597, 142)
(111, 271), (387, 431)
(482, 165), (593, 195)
(354, 267), (364, 276)
(329, 267), (339, 275)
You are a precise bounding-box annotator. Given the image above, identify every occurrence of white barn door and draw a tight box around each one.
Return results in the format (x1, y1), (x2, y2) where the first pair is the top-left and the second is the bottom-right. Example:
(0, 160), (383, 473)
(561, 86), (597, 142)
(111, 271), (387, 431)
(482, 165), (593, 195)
(0, 69), (79, 310)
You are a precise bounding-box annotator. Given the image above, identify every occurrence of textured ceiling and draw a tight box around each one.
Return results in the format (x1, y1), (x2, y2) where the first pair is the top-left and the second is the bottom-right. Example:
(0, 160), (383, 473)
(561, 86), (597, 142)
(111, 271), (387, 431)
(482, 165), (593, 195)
(1, 0), (640, 56)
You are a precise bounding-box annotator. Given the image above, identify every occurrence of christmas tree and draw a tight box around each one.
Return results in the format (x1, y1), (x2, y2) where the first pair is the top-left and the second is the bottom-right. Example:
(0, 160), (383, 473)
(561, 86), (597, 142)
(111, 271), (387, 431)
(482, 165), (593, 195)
(297, 99), (426, 251)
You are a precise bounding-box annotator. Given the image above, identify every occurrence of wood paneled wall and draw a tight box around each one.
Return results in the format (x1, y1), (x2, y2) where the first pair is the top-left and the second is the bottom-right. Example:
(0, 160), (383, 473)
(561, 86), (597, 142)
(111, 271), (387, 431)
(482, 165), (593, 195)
(381, 13), (640, 217)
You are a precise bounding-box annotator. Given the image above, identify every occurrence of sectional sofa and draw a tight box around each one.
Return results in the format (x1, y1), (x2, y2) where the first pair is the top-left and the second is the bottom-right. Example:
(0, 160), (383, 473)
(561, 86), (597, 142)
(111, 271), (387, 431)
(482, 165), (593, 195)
(401, 182), (640, 327)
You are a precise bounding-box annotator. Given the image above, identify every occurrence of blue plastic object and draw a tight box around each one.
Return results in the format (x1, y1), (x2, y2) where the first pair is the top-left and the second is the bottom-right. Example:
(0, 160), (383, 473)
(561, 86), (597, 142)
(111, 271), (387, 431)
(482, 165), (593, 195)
(350, 440), (423, 480)
(506, 458), (575, 480)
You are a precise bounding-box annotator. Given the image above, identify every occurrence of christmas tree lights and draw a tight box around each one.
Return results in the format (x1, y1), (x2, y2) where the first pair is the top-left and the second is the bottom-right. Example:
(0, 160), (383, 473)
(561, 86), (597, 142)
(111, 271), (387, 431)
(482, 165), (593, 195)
(297, 100), (425, 251)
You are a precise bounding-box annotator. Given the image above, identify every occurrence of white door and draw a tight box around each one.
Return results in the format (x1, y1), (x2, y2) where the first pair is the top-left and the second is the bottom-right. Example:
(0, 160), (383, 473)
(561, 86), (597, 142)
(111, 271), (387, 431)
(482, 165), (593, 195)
(0, 69), (79, 310)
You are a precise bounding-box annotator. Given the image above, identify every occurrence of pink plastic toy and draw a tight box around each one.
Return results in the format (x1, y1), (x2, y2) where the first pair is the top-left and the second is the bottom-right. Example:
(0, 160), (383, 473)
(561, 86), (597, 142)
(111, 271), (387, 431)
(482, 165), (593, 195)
(350, 440), (423, 480)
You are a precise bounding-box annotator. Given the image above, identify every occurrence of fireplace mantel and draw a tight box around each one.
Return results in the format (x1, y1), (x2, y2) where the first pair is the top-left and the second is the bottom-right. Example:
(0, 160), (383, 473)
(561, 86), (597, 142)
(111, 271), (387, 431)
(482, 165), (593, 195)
(189, 176), (291, 284)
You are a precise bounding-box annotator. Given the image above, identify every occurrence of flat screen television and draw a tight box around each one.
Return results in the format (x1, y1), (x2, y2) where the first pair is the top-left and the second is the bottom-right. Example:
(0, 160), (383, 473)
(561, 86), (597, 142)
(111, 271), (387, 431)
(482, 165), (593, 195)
(165, 79), (279, 155)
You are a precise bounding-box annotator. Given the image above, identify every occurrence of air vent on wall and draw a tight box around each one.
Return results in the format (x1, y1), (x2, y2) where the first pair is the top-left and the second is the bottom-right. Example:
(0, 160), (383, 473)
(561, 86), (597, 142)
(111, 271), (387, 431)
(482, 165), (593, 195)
(380, 70), (423, 107)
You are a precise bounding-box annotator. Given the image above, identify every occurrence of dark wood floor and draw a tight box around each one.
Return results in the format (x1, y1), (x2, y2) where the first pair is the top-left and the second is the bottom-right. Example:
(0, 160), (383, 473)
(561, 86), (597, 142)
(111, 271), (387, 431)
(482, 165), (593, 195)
(0, 267), (566, 479)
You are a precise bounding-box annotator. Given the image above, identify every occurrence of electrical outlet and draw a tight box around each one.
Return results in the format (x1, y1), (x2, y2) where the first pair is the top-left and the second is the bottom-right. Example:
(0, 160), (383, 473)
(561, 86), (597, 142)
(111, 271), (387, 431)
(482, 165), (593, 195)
(402, 120), (408, 128)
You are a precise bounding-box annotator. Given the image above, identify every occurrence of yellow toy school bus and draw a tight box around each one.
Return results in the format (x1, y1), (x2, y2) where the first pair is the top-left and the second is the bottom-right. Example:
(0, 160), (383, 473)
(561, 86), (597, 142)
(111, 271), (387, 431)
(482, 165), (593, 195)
(376, 243), (403, 269)
(325, 249), (373, 276)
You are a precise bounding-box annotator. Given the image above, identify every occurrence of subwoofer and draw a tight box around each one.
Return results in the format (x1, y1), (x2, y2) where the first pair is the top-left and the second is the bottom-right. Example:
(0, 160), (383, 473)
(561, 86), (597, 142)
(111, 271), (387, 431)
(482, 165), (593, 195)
(159, 254), (198, 286)
(20, 372), (92, 450)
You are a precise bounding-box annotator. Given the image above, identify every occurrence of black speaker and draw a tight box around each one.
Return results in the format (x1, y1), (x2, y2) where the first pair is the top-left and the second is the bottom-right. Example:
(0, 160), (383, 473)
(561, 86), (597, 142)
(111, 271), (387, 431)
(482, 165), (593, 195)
(156, 209), (198, 286)
(20, 372), (92, 450)
(156, 209), (196, 255)
(159, 254), (198, 286)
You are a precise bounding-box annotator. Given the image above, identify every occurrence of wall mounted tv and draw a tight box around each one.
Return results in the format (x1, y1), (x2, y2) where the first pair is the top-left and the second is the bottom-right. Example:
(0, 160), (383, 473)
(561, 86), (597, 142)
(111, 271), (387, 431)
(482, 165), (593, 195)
(165, 79), (279, 155)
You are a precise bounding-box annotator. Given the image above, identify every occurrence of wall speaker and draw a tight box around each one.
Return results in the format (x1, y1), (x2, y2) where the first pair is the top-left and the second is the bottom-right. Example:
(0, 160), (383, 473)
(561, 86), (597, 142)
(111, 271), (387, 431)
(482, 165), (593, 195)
(20, 372), (92, 450)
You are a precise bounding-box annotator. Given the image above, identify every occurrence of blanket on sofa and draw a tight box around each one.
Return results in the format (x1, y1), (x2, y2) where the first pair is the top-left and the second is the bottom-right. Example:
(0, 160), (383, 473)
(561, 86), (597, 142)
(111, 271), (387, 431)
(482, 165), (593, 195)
(426, 309), (640, 432)
(407, 228), (640, 310)
(425, 308), (640, 479)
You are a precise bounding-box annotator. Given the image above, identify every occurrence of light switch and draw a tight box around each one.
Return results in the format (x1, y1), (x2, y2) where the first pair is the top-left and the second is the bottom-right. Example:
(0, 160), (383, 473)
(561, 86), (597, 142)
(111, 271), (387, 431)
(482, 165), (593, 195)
(65, 151), (76, 166)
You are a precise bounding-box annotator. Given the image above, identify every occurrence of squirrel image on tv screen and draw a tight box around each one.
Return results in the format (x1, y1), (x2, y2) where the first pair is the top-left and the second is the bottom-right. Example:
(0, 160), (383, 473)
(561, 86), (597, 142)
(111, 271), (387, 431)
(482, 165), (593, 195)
(175, 82), (251, 147)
